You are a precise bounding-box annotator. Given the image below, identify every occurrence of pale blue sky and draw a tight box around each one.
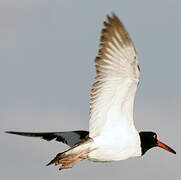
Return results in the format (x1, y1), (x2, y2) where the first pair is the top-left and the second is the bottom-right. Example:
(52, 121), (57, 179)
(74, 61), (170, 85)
(1, 0), (180, 179)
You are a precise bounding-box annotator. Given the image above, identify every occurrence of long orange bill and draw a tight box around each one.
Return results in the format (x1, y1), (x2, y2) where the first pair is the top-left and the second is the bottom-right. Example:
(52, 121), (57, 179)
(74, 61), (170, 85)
(157, 140), (176, 154)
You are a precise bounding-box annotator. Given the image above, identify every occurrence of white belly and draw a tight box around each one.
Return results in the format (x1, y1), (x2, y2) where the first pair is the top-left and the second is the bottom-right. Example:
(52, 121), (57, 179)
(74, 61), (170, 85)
(88, 130), (141, 162)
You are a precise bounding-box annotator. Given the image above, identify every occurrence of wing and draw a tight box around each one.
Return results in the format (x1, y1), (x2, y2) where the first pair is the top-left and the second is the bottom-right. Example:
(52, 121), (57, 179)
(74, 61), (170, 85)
(89, 14), (140, 138)
(5, 130), (89, 147)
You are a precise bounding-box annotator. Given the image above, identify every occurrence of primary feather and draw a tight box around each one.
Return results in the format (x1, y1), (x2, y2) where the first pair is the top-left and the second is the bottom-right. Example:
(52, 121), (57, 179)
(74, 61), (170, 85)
(5, 131), (89, 147)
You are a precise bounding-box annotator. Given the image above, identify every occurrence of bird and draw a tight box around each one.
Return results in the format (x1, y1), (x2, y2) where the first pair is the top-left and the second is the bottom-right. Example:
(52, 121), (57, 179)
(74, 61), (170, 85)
(6, 13), (176, 171)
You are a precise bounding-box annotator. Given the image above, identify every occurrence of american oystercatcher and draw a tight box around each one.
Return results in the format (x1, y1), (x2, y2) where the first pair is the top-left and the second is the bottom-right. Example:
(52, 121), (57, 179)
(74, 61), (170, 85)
(6, 13), (176, 171)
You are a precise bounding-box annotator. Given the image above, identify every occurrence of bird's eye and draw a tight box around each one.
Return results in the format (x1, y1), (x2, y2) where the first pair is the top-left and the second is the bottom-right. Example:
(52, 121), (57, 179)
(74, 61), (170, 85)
(153, 134), (157, 139)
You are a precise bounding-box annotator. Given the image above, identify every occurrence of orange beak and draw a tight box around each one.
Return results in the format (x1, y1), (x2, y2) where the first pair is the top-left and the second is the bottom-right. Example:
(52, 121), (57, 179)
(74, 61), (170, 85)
(157, 140), (176, 154)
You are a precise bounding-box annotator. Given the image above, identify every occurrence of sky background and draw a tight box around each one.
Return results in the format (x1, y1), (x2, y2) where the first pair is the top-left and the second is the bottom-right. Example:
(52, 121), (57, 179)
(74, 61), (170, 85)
(1, 0), (180, 179)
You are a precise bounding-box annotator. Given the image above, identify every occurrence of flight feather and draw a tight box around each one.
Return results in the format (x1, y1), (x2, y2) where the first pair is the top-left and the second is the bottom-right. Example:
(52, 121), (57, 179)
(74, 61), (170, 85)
(89, 14), (140, 138)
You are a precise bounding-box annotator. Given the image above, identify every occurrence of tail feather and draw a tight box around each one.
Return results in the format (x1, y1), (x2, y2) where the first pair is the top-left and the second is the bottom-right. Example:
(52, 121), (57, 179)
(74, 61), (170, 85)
(46, 149), (90, 170)
(46, 139), (93, 170)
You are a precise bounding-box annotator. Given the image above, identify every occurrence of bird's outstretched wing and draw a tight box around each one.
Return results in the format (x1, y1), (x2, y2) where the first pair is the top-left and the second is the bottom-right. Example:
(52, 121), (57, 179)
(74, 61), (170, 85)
(89, 14), (140, 138)
(6, 130), (89, 147)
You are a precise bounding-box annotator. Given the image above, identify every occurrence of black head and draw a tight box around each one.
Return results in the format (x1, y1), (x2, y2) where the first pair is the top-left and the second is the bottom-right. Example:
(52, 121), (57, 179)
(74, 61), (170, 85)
(139, 131), (176, 155)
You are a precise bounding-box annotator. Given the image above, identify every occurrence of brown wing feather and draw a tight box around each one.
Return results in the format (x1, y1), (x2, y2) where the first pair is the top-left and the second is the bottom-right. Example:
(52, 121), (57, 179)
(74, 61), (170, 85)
(89, 14), (140, 137)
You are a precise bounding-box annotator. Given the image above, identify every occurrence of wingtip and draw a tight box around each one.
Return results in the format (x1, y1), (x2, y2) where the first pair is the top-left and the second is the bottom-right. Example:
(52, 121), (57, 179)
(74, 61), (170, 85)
(5, 131), (13, 134)
(111, 11), (116, 18)
(5, 131), (21, 135)
(106, 12), (118, 21)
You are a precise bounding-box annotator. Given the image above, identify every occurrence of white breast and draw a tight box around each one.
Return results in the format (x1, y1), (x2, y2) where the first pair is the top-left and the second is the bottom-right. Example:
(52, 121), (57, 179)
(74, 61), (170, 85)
(88, 125), (141, 162)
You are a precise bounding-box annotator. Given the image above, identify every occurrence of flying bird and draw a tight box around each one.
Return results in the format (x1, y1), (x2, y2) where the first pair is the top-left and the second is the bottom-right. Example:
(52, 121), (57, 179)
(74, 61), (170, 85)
(6, 13), (176, 171)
